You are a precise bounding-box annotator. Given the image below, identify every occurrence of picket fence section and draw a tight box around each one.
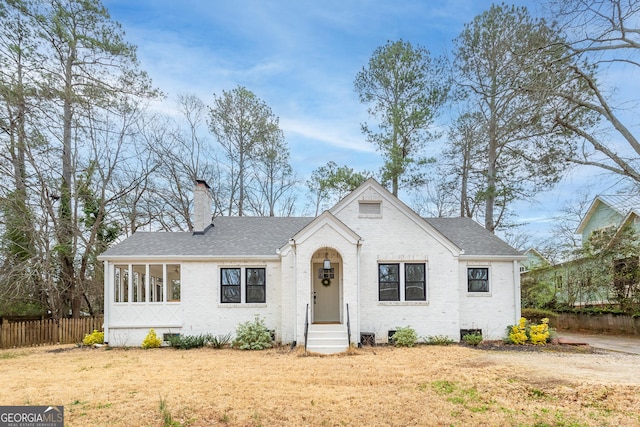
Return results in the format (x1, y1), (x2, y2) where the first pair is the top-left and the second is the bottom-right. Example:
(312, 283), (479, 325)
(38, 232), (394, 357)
(0, 316), (104, 349)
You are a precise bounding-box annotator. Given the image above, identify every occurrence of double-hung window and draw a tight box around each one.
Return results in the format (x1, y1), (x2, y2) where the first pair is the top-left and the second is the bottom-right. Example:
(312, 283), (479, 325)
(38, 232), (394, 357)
(246, 268), (266, 303)
(221, 268), (241, 303)
(221, 267), (266, 304)
(379, 263), (426, 302)
(404, 263), (426, 301)
(379, 264), (400, 301)
(467, 267), (489, 293)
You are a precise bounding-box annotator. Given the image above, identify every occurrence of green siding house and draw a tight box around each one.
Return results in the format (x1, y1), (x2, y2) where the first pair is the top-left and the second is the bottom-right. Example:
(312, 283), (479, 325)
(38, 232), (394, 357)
(523, 194), (640, 308)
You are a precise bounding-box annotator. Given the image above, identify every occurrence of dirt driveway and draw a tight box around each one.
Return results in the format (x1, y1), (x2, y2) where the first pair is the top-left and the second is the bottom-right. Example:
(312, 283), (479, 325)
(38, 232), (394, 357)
(481, 348), (640, 386)
(556, 331), (640, 355)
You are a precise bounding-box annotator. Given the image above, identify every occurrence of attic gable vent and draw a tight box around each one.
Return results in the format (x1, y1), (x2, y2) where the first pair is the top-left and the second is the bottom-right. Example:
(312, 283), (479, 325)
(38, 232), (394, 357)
(359, 200), (382, 217)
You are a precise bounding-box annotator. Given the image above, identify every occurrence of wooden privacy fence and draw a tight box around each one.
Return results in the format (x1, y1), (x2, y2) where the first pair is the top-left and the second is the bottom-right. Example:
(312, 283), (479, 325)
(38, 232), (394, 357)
(0, 316), (104, 349)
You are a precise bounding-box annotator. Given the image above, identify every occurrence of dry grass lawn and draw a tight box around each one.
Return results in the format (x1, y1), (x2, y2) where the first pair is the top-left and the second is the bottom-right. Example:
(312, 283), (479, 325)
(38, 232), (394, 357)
(0, 343), (639, 426)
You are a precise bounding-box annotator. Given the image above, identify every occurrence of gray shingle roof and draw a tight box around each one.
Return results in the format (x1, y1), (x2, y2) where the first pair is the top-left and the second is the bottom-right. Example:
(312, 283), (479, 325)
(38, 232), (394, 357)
(100, 217), (314, 258)
(424, 217), (523, 257)
(100, 215), (521, 259)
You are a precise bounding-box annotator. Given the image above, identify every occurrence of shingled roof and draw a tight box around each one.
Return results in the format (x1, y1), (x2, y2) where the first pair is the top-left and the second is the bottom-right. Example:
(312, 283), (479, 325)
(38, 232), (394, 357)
(423, 217), (523, 257)
(100, 215), (521, 259)
(100, 217), (314, 258)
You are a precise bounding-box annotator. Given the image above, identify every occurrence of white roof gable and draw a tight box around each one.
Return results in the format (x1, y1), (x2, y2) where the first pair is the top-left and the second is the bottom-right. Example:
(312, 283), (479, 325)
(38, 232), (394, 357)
(329, 178), (463, 256)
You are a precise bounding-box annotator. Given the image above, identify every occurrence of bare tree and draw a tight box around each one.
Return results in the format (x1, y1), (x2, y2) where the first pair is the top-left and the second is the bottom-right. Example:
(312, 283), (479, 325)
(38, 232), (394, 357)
(247, 133), (298, 217)
(453, 4), (581, 233)
(209, 86), (283, 216)
(542, 0), (640, 186)
(0, 0), (157, 318)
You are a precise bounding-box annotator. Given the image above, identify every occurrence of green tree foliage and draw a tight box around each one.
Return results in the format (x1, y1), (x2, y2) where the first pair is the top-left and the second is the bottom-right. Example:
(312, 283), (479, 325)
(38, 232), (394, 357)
(354, 39), (448, 196)
(579, 225), (640, 310)
(0, 0), (157, 318)
(208, 86), (286, 216)
(307, 161), (369, 215)
(453, 4), (586, 233)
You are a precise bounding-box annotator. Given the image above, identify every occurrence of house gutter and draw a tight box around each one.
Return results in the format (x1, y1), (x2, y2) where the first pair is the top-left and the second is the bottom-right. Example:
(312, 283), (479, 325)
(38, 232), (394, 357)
(356, 239), (363, 346)
(289, 239), (298, 347)
(97, 254), (280, 262)
(513, 259), (522, 322)
(459, 254), (528, 262)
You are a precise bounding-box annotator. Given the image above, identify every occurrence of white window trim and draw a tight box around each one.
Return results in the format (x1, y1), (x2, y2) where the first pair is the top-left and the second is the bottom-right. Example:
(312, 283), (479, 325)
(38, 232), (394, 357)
(113, 263), (180, 304)
(466, 266), (492, 296)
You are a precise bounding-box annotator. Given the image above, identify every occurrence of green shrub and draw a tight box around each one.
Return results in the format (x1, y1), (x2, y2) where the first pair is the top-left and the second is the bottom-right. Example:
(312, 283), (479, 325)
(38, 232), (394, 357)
(82, 329), (104, 346)
(168, 334), (207, 349)
(462, 333), (483, 346)
(233, 315), (272, 350)
(141, 328), (162, 349)
(424, 335), (455, 345)
(521, 308), (558, 325)
(167, 332), (233, 350)
(391, 326), (417, 347)
(209, 333), (232, 349)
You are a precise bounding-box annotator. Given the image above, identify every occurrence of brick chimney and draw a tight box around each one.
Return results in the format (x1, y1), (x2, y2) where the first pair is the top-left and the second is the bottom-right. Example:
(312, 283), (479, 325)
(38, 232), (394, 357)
(193, 180), (212, 232)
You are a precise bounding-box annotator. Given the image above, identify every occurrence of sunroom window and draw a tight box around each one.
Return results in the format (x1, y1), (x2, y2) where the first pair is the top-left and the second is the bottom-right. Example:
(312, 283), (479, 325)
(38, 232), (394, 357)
(113, 263), (179, 303)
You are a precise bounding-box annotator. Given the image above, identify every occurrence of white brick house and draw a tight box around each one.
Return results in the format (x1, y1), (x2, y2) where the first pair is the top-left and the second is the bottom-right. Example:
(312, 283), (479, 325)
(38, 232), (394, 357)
(98, 179), (524, 352)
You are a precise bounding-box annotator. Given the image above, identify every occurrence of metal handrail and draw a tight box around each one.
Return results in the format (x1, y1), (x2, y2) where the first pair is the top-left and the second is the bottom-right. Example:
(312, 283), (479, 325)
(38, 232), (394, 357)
(304, 303), (309, 351)
(346, 303), (351, 348)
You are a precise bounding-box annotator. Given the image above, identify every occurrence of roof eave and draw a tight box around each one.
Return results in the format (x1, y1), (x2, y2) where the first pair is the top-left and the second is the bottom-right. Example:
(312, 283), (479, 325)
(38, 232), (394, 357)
(460, 254), (527, 261)
(97, 254), (281, 262)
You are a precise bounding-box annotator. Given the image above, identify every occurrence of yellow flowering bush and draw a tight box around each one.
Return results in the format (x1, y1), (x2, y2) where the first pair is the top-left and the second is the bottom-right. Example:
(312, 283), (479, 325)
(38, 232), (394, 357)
(529, 318), (550, 345)
(509, 317), (528, 344)
(507, 317), (551, 345)
(141, 328), (162, 349)
(82, 329), (104, 346)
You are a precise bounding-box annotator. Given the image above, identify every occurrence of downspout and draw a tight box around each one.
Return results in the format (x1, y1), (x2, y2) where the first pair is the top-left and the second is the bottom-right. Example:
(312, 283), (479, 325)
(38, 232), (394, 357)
(290, 239), (297, 348)
(103, 260), (109, 344)
(356, 239), (363, 346)
(513, 260), (521, 322)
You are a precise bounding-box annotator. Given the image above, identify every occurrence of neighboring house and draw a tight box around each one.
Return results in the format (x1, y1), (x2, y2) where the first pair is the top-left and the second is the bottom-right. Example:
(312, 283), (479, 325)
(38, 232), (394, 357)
(521, 248), (550, 273)
(98, 179), (524, 353)
(522, 194), (640, 308)
(576, 194), (640, 242)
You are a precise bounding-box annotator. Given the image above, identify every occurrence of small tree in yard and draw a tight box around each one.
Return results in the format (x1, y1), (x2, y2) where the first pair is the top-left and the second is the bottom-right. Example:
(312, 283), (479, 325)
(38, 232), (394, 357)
(233, 315), (272, 350)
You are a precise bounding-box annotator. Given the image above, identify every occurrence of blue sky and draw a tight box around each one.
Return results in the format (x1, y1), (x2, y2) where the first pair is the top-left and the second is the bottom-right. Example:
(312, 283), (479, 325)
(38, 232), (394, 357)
(103, 0), (629, 243)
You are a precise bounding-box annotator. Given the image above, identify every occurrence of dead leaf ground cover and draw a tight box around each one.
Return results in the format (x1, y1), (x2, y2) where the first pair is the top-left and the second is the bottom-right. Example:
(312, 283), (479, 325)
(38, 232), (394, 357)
(0, 343), (638, 426)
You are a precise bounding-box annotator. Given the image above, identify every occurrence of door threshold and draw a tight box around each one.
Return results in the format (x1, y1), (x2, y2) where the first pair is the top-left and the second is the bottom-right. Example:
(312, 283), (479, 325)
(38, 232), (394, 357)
(312, 321), (341, 324)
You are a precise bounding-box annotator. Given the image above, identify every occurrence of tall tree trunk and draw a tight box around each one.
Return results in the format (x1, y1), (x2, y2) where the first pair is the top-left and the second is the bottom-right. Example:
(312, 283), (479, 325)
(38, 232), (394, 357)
(485, 92), (498, 233)
(60, 50), (79, 318)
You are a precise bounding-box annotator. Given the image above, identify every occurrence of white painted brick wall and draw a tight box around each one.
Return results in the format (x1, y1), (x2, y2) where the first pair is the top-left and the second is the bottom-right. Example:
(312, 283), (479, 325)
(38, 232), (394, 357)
(334, 195), (462, 343)
(458, 260), (519, 340)
(105, 184), (519, 347)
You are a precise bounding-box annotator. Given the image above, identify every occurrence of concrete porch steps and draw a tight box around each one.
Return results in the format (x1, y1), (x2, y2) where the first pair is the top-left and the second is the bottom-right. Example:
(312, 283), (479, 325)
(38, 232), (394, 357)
(306, 323), (349, 354)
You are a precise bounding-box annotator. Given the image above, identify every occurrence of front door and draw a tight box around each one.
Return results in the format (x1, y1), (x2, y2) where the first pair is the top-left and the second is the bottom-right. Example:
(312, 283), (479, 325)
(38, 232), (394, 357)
(312, 262), (340, 322)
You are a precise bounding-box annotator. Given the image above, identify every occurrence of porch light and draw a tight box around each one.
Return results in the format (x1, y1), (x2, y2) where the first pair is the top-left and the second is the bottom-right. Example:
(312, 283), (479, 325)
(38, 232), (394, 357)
(323, 251), (331, 270)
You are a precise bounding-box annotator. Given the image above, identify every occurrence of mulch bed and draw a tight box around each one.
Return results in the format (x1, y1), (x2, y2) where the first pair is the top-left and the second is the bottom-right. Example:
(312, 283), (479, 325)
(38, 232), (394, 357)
(461, 340), (601, 353)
